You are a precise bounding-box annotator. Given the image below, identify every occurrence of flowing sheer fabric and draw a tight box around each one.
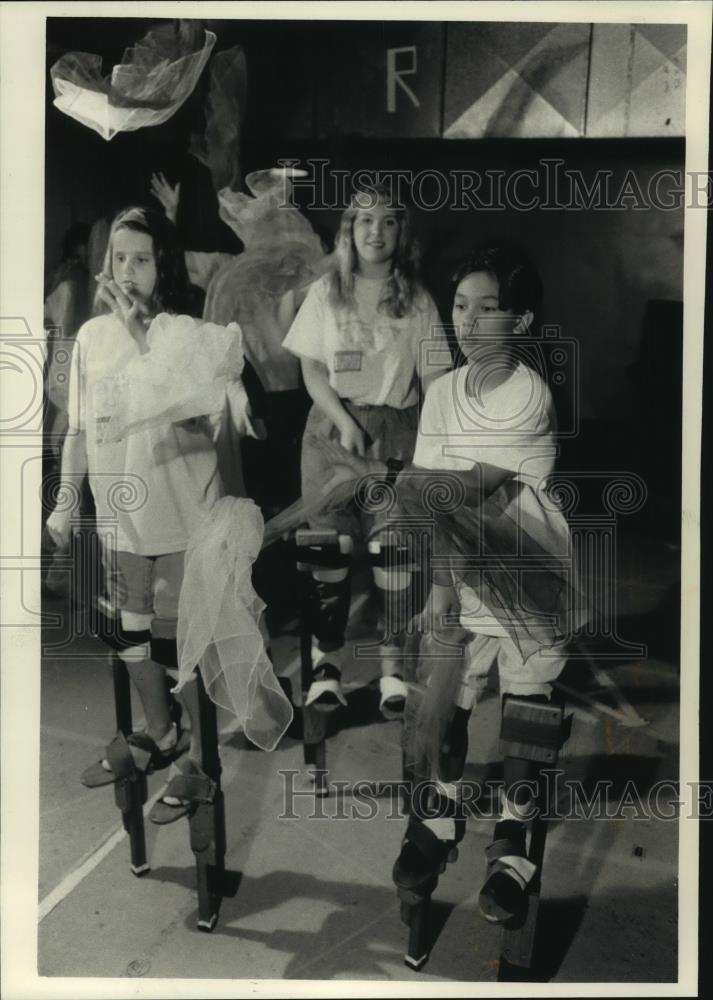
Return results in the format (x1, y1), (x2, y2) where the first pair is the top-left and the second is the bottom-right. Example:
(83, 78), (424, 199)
(387, 472), (587, 779)
(401, 631), (466, 783)
(100, 314), (247, 443)
(176, 497), (293, 750)
(264, 468), (586, 653)
(51, 22), (216, 140)
(190, 45), (246, 193)
(261, 467), (588, 775)
(203, 170), (333, 390)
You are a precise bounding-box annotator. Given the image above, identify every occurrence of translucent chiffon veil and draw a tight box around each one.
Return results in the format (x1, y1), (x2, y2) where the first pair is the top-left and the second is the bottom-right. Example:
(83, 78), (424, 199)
(51, 22), (216, 140)
(203, 170), (333, 390)
(99, 314), (247, 443)
(176, 497), (293, 752)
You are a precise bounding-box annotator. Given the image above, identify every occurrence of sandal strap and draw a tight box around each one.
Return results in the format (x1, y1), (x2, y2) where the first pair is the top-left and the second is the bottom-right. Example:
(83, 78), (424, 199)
(485, 833), (527, 865)
(164, 771), (215, 804)
(305, 678), (347, 707)
(405, 819), (451, 866)
(105, 733), (144, 779)
(487, 855), (538, 887)
(379, 675), (407, 706)
(126, 732), (162, 772)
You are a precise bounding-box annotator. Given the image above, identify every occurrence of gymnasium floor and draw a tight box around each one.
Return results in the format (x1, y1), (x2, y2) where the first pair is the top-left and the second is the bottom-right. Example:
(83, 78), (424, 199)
(38, 523), (682, 984)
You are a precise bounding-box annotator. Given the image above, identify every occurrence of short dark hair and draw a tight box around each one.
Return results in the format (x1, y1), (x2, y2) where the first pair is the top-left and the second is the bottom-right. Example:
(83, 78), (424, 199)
(450, 242), (543, 315)
(99, 205), (191, 315)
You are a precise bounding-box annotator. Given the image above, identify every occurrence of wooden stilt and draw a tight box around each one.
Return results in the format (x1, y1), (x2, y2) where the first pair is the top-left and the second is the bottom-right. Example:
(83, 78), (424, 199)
(111, 654), (149, 877)
(190, 671), (225, 932)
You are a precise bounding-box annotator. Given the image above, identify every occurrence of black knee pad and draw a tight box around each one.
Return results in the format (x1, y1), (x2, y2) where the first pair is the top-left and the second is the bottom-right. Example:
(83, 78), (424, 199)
(309, 575), (352, 648)
(294, 531), (353, 647)
(93, 610), (151, 653)
(368, 537), (412, 571)
(295, 530), (352, 572)
(150, 637), (178, 668)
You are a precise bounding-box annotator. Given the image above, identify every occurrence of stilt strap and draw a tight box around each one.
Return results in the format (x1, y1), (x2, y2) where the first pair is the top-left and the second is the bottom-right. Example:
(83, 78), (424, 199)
(485, 833), (527, 865)
(403, 819), (449, 867)
(104, 732), (153, 779)
(296, 545), (351, 570)
(368, 541), (416, 570)
(164, 771), (216, 805)
(499, 696), (570, 763)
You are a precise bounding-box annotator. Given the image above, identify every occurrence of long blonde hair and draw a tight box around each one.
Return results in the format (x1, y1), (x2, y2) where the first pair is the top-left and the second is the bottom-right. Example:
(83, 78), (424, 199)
(328, 182), (421, 318)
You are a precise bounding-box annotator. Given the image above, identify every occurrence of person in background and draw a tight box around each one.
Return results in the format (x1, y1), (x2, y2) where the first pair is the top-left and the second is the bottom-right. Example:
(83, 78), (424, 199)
(42, 222), (91, 597)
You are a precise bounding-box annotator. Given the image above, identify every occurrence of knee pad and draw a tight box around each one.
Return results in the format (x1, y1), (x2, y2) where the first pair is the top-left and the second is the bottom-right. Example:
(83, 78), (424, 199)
(368, 534), (412, 575)
(369, 539), (417, 638)
(295, 533), (353, 646)
(150, 637), (178, 668)
(310, 573), (352, 647)
(93, 608), (152, 655)
(295, 530), (352, 574)
(499, 693), (569, 765)
(121, 610), (153, 632)
(116, 636), (152, 664)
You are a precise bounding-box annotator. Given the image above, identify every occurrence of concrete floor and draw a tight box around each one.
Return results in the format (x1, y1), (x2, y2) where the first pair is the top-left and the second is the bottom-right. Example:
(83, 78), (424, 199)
(38, 526), (681, 984)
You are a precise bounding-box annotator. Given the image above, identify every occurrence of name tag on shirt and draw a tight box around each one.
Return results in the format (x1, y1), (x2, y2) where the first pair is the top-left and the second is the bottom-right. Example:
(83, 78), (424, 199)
(93, 375), (126, 445)
(333, 350), (363, 373)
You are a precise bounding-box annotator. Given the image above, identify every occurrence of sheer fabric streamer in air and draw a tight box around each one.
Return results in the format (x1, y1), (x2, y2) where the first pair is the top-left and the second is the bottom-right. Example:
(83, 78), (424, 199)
(51, 21), (216, 141)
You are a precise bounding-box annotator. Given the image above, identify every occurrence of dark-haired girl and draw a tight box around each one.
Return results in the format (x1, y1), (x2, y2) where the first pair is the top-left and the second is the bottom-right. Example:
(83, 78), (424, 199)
(283, 184), (450, 718)
(316, 242), (587, 923)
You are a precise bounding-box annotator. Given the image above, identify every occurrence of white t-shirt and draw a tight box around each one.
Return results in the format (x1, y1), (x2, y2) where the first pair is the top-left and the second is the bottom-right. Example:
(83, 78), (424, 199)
(282, 273), (450, 408)
(413, 362), (557, 486)
(414, 363), (569, 636)
(68, 314), (224, 556)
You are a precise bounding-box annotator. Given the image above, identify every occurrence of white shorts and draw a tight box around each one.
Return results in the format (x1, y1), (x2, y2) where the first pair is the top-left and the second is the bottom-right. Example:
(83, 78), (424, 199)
(455, 632), (569, 709)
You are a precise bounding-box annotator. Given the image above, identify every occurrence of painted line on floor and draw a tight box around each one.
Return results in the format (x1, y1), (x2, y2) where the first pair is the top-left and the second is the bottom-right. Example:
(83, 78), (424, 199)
(39, 590), (378, 919)
(38, 593), (392, 923)
(38, 779), (168, 923)
(39, 590), (376, 921)
(38, 753), (245, 924)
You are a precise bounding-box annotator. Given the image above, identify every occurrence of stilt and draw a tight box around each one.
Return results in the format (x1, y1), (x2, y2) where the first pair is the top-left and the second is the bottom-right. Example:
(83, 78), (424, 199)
(498, 696), (571, 978)
(298, 584), (328, 796)
(189, 670), (225, 932)
(110, 643), (149, 876)
(398, 881), (435, 971)
(295, 529), (346, 798)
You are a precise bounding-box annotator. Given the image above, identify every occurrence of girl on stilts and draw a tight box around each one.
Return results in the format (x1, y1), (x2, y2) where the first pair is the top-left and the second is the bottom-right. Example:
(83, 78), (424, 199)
(315, 242), (587, 924)
(45, 205), (259, 822)
(282, 181), (450, 718)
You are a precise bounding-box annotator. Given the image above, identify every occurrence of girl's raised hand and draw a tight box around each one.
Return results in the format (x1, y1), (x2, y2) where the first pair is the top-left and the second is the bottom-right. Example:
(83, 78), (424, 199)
(150, 172), (181, 223)
(96, 273), (150, 344)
